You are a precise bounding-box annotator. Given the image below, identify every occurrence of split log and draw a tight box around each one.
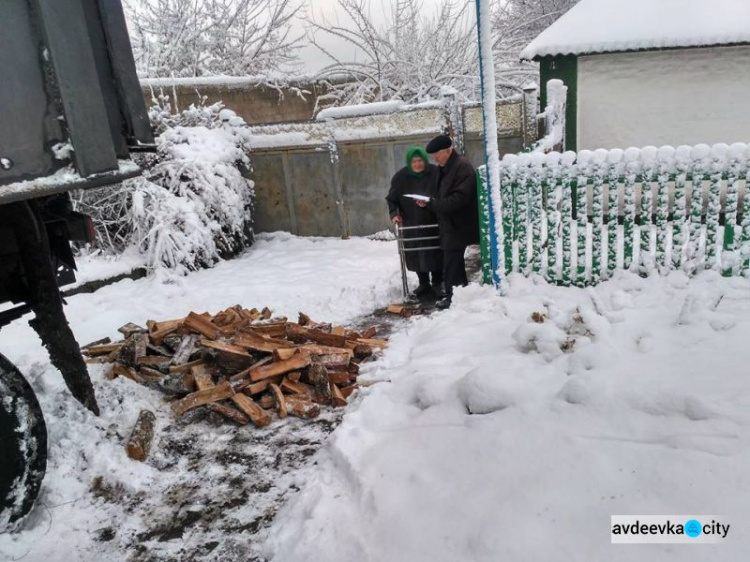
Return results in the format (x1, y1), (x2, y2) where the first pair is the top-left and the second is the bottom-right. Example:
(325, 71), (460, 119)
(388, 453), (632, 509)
(340, 385), (357, 399)
(126, 410), (156, 461)
(308, 362), (331, 404)
(269, 383), (287, 418)
(331, 384), (347, 407)
(285, 395), (320, 419)
(280, 378), (315, 397)
(198, 339), (254, 370)
(146, 343), (172, 357)
(355, 338), (388, 349)
(287, 323), (348, 348)
(298, 343), (353, 357)
(233, 331), (295, 353)
(361, 327), (377, 339)
(260, 307), (273, 319)
(85, 342), (124, 357)
(298, 312), (312, 326)
(249, 352), (311, 382)
(106, 363), (142, 383)
(309, 352), (351, 369)
(135, 356), (173, 371)
(331, 326), (346, 336)
(81, 337), (112, 350)
(242, 379), (271, 396)
(239, 308), (262, 321)
(168, 358), (205, 374)
(327, 371), (351, 385)
(119, 322), (147, 339)
(287, 371), (302, 382)
(245, 321), (287, 338)
(184, 312), (220, 340)
(353, 344), (373, 360)
(272, 347), (299, 361)
(170, 380), (234, 417)
(386, 304), (411, 317)
(138, 367), (165, 383)
(192, 365), (215, 391)
(171, 335), (199, 366)
(159, 371), (196, 395)
(230, 394), (272, 427)
(229, 356), (274, 384)
(258, 394), (275, 409)
(206, 403), (249, 425)
(149, 318), (184, 344)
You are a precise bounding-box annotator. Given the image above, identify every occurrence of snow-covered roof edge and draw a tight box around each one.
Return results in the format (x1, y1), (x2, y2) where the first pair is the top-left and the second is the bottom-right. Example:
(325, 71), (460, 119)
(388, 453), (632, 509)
(520, 0), (750, 60)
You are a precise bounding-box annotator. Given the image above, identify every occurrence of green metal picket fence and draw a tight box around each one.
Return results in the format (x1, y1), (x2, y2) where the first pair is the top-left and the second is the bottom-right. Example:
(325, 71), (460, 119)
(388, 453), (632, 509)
(478, 144), (750, 286)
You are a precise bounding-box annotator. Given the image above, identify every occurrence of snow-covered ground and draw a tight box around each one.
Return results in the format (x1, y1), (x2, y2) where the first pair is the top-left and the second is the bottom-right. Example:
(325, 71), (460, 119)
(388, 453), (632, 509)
(265, 271), (750, 561)
(0, 233), (402, 562)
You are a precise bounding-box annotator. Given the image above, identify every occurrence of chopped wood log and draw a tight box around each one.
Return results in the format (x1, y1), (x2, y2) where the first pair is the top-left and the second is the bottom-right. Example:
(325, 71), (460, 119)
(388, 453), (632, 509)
(158, 371), (196, 394)
(184, 312), (220, 340)
(356, 338), (388, 349)
(246, 321), (287, 338)
(309, 352), (351, 369)
(327, 371), (351, 385)
(298, 312), (312, 326)
(161, 334), (185, 352)
(287, 323), (348, 348)
(192, 365), (215, 391)
(297, 343), (353, 357)
(345, 330), (363, 340)
(340, 385), (357, 399)
(81, 336), (112, 350)
(106, 363), (142, 383)
(138, 367), (165, 383)
(233, 331), (295, 353)
(126, 410), (156, 461)
(284, 395), (320, 419)
(260, 307), (273, 320)
(229, 356), (273, 383)
(135, 356), (173, 371)
(230, 394), (272, 427)
(269, 383), (287, 418)
(119, 322), (147, 339)
(258, 394), (275, 409)
(272, 347), (299, 361)
(206, 403), (249, 425)
(242, 380), (270, 396)
(239, 308), (262, 321)
(249, 352), (311, 382)
(353, 344), (373, 360)
(149, 318), (184, 344)
(308, 362), (331, 404)
(146, 343), (173, 357)
(287, 371), (302, 383)
(331, 384), (347, 407)
(361, 326), (377, 339)
(84, 342), (124, 357)
(331, 326), (346, 336)
(198, 339), (253, 371)
(280, 378), (315, 397)
(171, 334), (199, 366)
(168, 358), (205, 374)
(171, 381), (235, 417)
(386, 304), (411, 317)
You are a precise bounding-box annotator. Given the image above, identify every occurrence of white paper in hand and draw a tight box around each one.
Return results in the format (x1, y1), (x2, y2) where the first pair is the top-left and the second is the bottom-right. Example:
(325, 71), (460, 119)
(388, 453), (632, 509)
(404, 194), (430, 202)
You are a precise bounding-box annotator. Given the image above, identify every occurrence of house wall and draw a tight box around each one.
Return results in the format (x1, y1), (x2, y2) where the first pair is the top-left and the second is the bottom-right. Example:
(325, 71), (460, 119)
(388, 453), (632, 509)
(577, 45), (750, 150)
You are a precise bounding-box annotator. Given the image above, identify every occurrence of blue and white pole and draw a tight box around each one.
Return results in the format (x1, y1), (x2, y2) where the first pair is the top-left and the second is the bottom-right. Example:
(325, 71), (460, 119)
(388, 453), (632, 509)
(474, 0), (503, 286)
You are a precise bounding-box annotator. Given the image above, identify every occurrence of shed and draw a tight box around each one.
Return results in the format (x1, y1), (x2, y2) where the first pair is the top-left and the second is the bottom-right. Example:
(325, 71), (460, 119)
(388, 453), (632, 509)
(521, 0), (750, 151)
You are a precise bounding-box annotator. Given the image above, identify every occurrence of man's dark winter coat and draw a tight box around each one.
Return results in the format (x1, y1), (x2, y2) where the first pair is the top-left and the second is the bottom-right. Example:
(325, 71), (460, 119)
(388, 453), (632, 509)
(429, 151), (479, 250)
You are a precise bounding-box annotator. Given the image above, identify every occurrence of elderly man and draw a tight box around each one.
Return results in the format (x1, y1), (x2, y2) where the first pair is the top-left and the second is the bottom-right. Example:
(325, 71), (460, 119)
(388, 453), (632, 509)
(416, 134), (479, 309)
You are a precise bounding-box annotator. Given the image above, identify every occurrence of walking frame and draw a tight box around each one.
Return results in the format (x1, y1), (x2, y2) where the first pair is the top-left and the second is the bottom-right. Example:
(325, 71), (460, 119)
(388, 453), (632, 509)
(394, 223), (440, 299)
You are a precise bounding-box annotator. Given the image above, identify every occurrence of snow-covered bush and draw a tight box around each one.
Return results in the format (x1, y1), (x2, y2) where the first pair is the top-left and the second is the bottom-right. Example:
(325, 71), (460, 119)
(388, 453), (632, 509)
(72, 99), (254, 275)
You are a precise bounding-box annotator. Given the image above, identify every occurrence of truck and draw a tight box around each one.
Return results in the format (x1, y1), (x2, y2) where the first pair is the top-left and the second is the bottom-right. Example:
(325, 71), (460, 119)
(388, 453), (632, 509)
(0, 0), (153, 531)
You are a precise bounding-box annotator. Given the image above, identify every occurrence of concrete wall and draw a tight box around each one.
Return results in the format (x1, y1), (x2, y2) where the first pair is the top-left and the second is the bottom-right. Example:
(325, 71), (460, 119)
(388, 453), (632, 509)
(578, 45), (750, 150)
(250, 100), (528, 237)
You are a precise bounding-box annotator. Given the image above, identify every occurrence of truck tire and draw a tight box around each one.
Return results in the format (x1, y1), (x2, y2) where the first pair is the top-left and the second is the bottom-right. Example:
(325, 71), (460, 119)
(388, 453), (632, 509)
(0, 352), (47, 532)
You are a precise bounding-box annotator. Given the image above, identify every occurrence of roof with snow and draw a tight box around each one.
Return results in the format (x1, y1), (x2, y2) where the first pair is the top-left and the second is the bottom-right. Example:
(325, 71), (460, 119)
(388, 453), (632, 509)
(520, 0), (750, 60)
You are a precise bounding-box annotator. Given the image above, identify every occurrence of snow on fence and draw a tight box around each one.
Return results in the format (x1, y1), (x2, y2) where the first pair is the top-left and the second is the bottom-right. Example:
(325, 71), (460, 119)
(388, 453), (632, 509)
(478, 143), (750, 286)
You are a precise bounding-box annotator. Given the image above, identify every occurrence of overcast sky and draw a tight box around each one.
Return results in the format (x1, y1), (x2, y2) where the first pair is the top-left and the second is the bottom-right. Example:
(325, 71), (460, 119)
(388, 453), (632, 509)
(293, 0), (459, 71)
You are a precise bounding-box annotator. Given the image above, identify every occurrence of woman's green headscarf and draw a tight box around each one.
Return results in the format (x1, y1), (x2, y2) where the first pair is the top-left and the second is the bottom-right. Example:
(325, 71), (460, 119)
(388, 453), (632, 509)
(406, 146), (429, 177)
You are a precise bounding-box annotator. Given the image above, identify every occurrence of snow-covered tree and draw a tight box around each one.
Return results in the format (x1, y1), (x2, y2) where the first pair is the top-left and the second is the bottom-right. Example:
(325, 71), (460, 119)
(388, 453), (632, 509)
(492, 0), (580, 87)
(307, 0), (481, 105)
(126, 0), (302, 77)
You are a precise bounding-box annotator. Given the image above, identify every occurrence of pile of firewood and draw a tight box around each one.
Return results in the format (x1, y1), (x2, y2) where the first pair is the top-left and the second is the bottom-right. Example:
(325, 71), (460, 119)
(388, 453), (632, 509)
(82, 306), (386, 443)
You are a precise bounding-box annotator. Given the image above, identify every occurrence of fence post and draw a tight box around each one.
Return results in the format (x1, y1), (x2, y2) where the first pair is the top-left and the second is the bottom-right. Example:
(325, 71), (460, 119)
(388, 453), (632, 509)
(476, 168), (493, 284)
(522, 83), (539, 149)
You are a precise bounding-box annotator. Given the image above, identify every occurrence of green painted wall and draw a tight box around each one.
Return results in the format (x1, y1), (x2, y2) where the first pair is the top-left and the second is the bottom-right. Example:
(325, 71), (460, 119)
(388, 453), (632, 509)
(539, 55), (578, 151)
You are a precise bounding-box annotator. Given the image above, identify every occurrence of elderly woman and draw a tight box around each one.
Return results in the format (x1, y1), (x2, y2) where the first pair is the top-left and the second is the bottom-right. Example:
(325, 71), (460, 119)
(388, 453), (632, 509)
(386, 146), (444, 298)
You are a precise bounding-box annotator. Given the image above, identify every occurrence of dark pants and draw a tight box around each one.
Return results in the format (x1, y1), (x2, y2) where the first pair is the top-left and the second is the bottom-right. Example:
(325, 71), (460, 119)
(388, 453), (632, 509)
(443, 248), (468, 298)
(417, 271), (443, 286)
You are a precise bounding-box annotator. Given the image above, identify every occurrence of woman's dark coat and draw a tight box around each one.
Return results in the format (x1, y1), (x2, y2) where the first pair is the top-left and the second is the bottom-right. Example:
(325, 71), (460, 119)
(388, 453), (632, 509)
(386, 164), (443, 273)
